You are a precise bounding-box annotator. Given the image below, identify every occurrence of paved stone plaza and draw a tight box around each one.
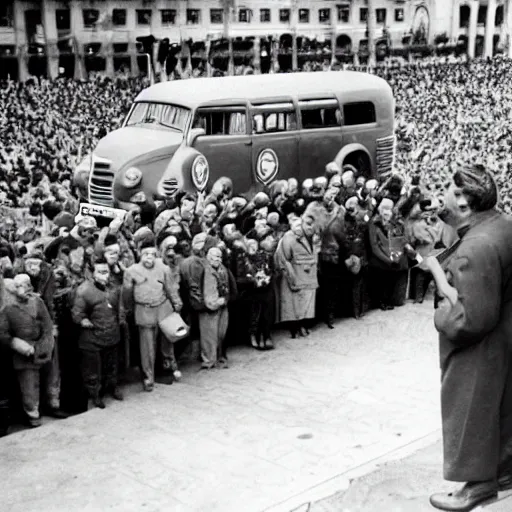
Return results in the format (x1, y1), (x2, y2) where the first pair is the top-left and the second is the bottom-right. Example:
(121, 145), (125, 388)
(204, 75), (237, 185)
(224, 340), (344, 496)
(1, 302), (443, 512)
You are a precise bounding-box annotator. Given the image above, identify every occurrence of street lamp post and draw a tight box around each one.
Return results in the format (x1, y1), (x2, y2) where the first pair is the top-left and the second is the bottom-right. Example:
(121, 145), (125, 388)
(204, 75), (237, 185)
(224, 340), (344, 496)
(143, 52), (154, 85)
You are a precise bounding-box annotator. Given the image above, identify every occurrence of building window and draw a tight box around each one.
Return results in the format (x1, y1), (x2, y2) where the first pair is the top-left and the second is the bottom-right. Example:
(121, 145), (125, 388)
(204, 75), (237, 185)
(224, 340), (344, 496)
(359, 8), (368, 23)
(136, 10), (151, 26)
(319, 9), (331, 24)
(280, 9), (291, 23)
(337, 5), (350, 23)
(210, 9), (223, 24)
(376, 8), (387, 24)
(495, 5), (504, 26)
(56, 9), (70, 31)
(83, 9), (99, 29)
(239, 9), (250, 23)
(477, 5), (487, 25)
(187, 9), (201, 25)
(343, 102), (376, 126)
(161, 9), (176, 26)
(113, 43), (129, 54)
(260, 9), (271, 23)
(394, 8), (404, 23)
(299, 9), (310, 23)
(459, 5), (470, 28)
(112, 9), (126, 27)
(0, 4), (13, 28)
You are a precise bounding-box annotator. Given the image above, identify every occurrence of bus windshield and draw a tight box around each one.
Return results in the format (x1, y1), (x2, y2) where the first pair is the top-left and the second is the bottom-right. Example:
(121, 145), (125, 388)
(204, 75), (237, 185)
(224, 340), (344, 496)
(125, 102), (190, 132)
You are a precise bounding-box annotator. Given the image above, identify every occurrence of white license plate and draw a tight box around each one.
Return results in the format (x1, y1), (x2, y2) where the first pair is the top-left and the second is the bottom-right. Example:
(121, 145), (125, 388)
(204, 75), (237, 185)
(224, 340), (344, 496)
(79, 203), (126, 220)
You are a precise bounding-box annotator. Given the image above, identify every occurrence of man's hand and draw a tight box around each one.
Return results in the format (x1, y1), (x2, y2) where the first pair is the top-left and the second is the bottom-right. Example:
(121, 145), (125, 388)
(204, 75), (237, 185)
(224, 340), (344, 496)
(81, 318), (94, 329)
(52, 325), (59, 339)
(109, 216), (124, 234)
(218, 297), (227, 307)
(437, 283), (459, 308)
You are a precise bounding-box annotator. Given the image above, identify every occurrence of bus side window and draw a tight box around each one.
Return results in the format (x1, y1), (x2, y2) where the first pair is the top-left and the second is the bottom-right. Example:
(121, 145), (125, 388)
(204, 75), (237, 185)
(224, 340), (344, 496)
(253, 114), (264, 133)
(192, 114), (207, 131)
(228, 112), (247, 135)
(300, 107), (341, 129)
(251, 103), (297, 134)
(343, 102), (376, 126)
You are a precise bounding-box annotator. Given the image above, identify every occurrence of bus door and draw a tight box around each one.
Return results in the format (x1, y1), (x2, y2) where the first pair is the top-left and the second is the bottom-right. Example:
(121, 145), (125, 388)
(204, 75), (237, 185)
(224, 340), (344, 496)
(297, 97), (343, 181)
(249, 100), (299, 190)
(192, 104), (252, 192)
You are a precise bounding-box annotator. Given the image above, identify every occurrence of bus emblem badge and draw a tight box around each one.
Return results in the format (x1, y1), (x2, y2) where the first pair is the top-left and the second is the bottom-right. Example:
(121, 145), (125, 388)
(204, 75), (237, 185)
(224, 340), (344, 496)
(256, 149), (279, 185)
(191, 155), (209, 191)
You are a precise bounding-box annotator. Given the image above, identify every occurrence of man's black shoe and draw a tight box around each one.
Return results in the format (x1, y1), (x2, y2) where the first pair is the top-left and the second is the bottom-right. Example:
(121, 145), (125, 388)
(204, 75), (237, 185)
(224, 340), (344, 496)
(155, 374), (174, 385)
(429, 480), (498, 511)
(47, 408), (70, 419)
(93, 397), (106, 409)
(498, 472), (512, 492)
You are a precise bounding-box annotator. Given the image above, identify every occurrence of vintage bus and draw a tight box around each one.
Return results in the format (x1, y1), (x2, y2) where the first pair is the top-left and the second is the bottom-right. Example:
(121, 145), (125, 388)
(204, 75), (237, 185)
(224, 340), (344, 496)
(74, 71), (395, 218)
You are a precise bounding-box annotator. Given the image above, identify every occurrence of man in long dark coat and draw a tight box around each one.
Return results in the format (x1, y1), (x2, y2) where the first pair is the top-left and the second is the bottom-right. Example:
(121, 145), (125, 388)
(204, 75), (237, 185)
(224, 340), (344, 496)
(428, 164), (512, 511)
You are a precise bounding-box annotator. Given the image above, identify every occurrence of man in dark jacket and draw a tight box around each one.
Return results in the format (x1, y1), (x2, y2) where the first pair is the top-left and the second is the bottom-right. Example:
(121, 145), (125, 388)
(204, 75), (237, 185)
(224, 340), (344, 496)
(317, 187), (346, 328)
(0, 274), (54, 428)
(72, 258), (123, 409)
(23, 251), (68, 418)
(428, 164), (512, 511)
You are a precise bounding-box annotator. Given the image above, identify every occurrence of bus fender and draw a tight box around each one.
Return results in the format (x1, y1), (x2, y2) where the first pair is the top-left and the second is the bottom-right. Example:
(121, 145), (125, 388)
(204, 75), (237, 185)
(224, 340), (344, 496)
(333, 143), (373, 171)
(157, 145), (209, 197)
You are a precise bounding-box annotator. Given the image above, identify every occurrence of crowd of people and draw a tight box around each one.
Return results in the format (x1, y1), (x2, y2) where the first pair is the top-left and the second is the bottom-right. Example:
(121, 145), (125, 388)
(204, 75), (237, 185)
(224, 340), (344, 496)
(0, 55), (510, 435)
(0, 163), (453, 434)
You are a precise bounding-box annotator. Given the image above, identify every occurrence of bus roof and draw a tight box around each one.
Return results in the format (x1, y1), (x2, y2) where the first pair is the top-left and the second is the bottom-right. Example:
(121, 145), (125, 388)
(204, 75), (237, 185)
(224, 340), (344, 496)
(135, 71), (391, 109)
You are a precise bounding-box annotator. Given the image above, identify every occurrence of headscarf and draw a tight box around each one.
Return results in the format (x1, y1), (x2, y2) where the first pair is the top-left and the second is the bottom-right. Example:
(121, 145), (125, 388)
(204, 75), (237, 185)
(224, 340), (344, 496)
(191, 232), (207, 253)
(77, 216), (97, 230)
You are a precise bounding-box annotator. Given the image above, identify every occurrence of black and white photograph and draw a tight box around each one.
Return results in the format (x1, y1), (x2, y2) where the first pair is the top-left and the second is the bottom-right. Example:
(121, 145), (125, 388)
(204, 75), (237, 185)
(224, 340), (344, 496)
(1, 1), (512, 511)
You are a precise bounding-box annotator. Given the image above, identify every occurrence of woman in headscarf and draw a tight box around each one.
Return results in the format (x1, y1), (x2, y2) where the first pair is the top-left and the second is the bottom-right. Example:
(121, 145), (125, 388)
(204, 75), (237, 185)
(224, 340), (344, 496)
(274, 206), (320, 338)
(368, 198), (409, 310)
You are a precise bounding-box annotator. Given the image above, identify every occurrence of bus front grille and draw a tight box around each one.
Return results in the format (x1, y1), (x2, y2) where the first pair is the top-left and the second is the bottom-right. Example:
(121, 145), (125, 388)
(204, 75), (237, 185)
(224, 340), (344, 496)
(376, 135), (396, 174)
(89, 161), (114, 207)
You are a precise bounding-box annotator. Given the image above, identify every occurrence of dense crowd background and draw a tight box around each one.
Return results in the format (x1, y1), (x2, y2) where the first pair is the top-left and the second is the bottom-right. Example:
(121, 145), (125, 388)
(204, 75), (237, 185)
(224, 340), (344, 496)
(0, 55), (509, 434)
(1, 56), (512, 213)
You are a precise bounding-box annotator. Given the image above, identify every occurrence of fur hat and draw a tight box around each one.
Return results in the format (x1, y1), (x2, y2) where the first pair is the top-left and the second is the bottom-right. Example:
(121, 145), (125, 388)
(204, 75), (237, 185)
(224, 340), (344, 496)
(325, 161), (341, 178)
(77, 216), (97, 230)
(133, 227), (155, 247)
(103, 234), (119, 248)
(159, 235), (178, 254)
(139, 239), (156, 252)
(53, 211), (75, 230)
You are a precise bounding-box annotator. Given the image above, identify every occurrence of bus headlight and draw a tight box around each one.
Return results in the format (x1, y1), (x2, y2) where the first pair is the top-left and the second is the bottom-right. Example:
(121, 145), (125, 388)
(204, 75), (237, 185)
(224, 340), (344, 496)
(123, 167), (142, 188)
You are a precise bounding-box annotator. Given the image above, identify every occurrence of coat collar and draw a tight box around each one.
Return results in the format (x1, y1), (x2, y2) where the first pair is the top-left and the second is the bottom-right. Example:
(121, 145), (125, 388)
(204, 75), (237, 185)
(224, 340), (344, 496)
(457, 209), (498, 239)
(297, 234), (313, 254)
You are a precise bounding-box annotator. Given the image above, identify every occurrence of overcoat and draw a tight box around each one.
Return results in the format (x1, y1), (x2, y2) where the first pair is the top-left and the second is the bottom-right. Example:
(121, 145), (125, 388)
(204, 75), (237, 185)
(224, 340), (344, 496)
(435, 209), (512, 482)
(274, 230), (319, 322)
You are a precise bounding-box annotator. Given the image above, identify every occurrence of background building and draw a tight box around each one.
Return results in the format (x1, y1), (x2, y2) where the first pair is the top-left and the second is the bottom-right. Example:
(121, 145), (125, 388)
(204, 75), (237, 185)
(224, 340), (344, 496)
(0, 0), (511, 80)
